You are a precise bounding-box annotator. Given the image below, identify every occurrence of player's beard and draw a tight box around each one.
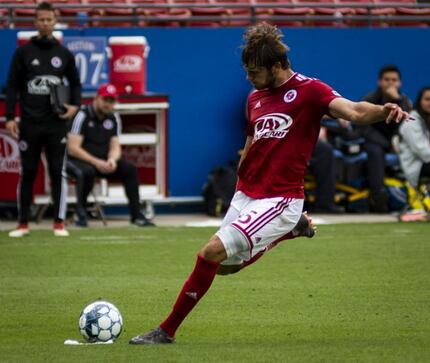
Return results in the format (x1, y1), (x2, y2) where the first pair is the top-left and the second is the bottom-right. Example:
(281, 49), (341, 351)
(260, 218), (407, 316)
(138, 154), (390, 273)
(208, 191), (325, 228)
(266, 70), (278, 89)
(255, 70), (277, 90)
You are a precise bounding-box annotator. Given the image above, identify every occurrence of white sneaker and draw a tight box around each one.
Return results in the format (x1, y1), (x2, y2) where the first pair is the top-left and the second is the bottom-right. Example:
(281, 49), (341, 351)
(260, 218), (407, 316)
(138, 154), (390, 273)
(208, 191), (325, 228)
(53, 222), (69, 237)
(9, 224), (30, 238)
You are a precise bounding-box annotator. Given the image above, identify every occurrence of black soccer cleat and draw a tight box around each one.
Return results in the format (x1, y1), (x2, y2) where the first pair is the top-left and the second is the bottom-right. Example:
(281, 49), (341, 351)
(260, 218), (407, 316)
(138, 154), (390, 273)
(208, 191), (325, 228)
(131, 215), (156, 227)
(292, 212), (316, 238)
(129, 327), (175, 345)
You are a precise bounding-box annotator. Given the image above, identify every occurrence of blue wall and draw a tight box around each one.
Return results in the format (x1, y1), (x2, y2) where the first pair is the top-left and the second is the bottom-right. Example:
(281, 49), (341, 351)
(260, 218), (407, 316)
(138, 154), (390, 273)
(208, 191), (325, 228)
(1, 28), (430, 196)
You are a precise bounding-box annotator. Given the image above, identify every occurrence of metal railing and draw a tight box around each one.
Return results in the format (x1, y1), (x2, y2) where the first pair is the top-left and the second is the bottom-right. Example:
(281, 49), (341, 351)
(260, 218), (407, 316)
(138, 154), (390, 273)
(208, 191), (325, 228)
(1, 3), (430, 27)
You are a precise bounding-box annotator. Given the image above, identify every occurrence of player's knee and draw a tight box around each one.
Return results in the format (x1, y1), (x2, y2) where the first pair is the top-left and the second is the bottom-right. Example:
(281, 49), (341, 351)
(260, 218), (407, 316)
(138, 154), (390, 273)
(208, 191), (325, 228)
(199, 235), (227, 263)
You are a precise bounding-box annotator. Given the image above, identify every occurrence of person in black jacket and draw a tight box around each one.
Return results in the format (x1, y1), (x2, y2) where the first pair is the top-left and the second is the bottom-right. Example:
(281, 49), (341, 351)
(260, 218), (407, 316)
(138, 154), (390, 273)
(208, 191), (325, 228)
(360, 65), (412, 212)
(5, 2), (81, 237)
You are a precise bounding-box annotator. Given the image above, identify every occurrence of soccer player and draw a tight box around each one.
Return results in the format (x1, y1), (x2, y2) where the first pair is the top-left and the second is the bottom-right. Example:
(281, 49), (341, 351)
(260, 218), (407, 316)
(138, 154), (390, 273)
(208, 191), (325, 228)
(129, 24), (410, 344)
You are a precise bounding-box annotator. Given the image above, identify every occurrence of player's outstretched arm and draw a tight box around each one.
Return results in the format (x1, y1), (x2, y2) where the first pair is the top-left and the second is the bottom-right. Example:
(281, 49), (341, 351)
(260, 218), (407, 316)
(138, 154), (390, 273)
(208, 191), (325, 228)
(328, 97), (410, 126)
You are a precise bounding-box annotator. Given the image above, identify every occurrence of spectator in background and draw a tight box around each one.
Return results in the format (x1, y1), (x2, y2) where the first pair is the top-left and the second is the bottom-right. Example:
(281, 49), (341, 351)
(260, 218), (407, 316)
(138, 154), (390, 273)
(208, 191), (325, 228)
(359, 65), (412, 212)
(67, 83), (154, 227)
(308, 128), (344, 214)
(6, 2), (81, 237)
(398, 86), (430, 213)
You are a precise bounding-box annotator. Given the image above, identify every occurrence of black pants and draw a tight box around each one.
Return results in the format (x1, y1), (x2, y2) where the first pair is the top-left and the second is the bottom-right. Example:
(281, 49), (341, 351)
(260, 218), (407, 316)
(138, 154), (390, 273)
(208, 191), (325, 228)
(309, 140), (336, 209)
(67, 158), (142, 221)
(363, 141), (386, 196)
(18, 120), (68, 224)
(420, 162), (430, 180)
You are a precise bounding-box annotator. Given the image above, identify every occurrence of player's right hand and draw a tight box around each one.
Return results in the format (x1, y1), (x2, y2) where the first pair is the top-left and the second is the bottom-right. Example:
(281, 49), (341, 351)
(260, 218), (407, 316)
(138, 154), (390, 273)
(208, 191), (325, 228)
(383, 103), (410, 124)
(6, 120), (19, 139)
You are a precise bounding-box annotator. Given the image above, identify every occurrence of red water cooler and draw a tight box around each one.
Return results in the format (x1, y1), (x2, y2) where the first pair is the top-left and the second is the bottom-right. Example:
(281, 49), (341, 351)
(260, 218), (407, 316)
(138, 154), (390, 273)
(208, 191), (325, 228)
(17, 31), (63, 46)
(108, 36), (149, 94)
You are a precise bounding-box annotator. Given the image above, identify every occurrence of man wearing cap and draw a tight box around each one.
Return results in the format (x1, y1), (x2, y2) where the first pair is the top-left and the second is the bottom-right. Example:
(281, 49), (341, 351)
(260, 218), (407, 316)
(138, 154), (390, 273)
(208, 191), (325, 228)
(67, 83), (154, 227)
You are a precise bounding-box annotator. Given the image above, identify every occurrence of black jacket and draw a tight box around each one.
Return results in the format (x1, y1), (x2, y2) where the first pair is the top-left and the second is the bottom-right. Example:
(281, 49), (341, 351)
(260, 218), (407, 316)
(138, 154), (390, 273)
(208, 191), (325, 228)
(5, 36), (81, 123)
(359, 87), (412, 149)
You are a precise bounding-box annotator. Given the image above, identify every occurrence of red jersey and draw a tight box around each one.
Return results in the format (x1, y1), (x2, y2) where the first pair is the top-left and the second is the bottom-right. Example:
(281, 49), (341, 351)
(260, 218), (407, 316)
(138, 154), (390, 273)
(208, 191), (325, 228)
(237, 72), (341, 199)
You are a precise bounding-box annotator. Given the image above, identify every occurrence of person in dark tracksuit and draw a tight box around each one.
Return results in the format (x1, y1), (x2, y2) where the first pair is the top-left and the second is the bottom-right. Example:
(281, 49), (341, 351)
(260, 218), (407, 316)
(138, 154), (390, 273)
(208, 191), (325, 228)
(67, 83), (154, 228)
(6, 2), (81, 237)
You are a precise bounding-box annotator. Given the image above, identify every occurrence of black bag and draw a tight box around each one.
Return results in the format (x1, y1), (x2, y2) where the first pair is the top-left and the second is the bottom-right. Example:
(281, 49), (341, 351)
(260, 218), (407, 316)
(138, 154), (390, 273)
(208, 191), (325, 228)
(49, 83), (70, 115)
(203, 163), (237, 216)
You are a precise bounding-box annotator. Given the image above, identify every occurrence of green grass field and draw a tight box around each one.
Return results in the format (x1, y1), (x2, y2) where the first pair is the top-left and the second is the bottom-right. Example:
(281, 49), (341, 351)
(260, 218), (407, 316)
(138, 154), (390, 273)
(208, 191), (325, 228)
(1, 223), (429, 363)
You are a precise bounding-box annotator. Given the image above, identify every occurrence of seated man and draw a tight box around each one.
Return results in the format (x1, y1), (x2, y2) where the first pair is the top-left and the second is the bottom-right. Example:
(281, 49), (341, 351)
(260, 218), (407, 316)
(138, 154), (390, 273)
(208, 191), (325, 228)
(359, 65), (412, 212)
(67, 83), (154, 227)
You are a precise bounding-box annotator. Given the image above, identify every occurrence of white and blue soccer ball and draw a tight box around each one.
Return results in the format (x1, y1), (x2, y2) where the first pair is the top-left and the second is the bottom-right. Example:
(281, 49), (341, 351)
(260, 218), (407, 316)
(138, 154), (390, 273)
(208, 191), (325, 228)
(79, 301), (123, 342)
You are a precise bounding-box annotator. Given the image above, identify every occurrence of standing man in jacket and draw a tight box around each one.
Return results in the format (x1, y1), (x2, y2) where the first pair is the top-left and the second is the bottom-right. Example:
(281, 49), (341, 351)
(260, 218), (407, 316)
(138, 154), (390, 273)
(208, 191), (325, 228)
(5, 2), (81, 237)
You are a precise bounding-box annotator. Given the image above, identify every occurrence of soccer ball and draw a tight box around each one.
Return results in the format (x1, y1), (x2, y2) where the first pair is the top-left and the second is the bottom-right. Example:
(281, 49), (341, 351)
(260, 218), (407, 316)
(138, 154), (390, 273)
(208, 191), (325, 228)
(79, 301), (123, 342)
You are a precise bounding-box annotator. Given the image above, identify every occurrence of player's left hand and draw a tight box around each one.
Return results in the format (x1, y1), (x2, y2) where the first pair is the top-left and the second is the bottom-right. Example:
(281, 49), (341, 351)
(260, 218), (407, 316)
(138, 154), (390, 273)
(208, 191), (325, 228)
(60, 104), (79, 120)
(383, 103), (411, 124)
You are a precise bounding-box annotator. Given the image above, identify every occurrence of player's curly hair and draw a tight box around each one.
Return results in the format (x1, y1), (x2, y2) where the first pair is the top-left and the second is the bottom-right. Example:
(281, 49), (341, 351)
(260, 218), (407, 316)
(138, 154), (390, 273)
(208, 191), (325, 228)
(242, 23), (290, 70)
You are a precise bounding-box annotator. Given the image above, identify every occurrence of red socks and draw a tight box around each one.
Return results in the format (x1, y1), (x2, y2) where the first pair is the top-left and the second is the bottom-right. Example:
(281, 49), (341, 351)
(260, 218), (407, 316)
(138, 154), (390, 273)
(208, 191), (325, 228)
(160, 254), (219, 337)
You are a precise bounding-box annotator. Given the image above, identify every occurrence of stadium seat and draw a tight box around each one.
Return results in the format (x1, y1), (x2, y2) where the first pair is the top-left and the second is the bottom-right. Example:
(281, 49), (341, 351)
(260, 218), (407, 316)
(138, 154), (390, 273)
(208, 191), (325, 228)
(294, 0), (353, 26)
(0, 8), (8, 29)
(85, 0), (135, 27)
(251, 0), (277, 17)
(367, 0), (413, 26)
(271, 0), (314, 27)
(169, 0), (225, 27)
(271, 7), (313, 27)
(130, 0), (163, 27)
(375, 1), (430, 27)
(131, 0), (183, 27)
(12, 0), (37, 28)
(394, 6), (430, 27)
(336, 0), (397, 26)
(43, 0), (90, 28)
(188, 7), (228, 27)
(209, 0), (252, 26)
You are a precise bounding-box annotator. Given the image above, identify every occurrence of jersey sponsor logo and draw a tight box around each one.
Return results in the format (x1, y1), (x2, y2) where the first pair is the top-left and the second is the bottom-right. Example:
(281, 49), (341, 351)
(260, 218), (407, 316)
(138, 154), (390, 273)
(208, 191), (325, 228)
(254, 100), (262, 109)
(103, 119), (114, 130)
(51, 56), (62, 68)
(254, 113), (293, 141)
(31, 59), (40, 66)
(0, 131), (20, 173)
(284, 89), (297, 103)
(113, 55), (143, 73)
(27, 75), (61, 95)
